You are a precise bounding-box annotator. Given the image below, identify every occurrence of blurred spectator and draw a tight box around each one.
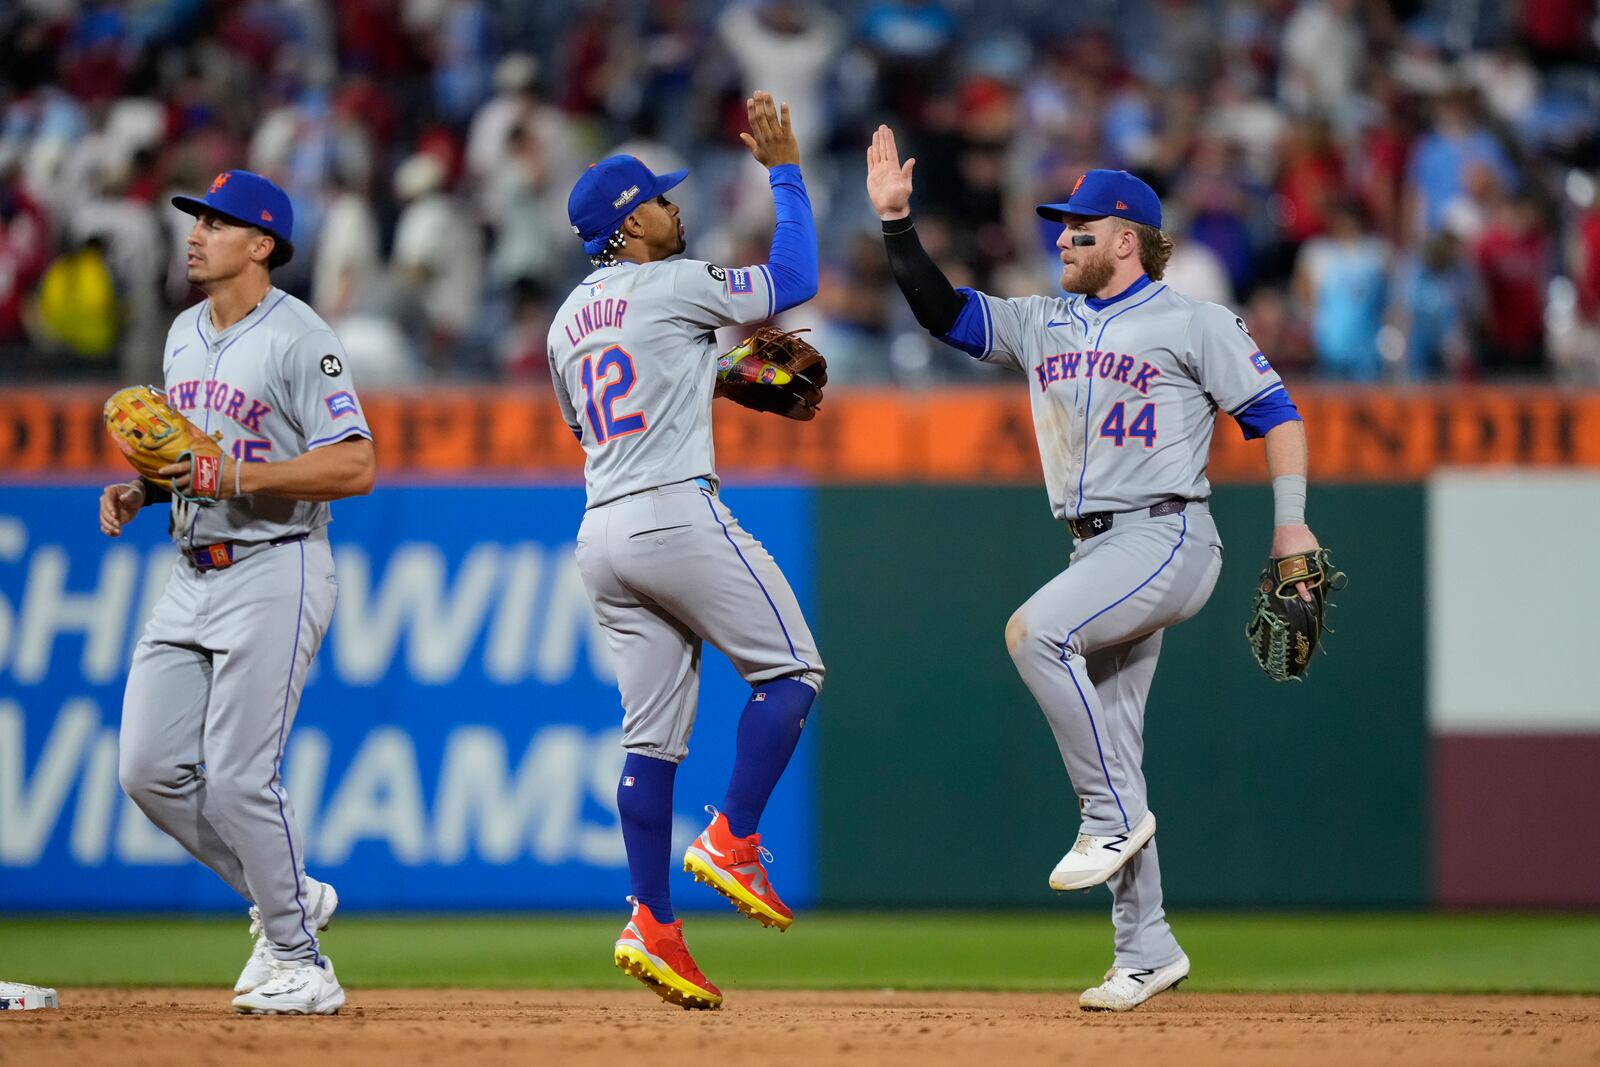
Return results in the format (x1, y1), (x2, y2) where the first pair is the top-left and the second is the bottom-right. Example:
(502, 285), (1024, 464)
(71, 151), (165, 380)
(715, 1), (840, 161)
(1405, 88), (1516, 237)
(1278, 0), (1365, 122)
(483, 121), (567, 290)
(0, 0), (1597, 387)
(859, 0), (958, 128)
(0, 167), (50, 349)
(391, 152), (482, 371)
(431, 0), (494, 125)
(496, 276), (555, 380)
(1470, 192), (1550, 375)
(28, 235), (120, 365)
(810, 231), (893, 384)
(1243, 285), (1315, 378)
(1293, 201), (1389, 380)
(312, 174), (382, 321)
(1163, 222), (1236, 307)
(1275, 118), (1345, 248)
(1390, 230), (1476, 380)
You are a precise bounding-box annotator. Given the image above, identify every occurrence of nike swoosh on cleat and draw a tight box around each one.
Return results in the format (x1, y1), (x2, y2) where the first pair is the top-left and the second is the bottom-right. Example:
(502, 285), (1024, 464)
(259, 981), (310, 998)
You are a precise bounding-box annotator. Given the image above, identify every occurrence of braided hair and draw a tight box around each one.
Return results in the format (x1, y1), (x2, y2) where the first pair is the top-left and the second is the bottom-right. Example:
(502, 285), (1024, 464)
(588, 227), (628, 268)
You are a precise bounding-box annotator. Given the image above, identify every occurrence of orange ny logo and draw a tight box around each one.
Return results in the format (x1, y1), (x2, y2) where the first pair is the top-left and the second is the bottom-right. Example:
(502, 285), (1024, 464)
(209, 172), (231, 194)
(1072, 173), (1086, 195)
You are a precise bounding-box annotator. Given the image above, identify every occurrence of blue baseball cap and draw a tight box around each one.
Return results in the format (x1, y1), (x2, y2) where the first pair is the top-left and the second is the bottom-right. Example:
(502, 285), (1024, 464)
(1037, 169), (1162, 230)
(568, 155), (688, 255)
(172, 170), (295, 262)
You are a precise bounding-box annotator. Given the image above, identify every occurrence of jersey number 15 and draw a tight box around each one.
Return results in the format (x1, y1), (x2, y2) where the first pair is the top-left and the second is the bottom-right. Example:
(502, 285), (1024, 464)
(580, 345), (647, 444)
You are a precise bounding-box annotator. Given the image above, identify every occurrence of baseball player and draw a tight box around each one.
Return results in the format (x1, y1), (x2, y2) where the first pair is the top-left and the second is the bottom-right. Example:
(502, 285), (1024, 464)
(867, 127), (1322, 1011)
(547, 92), (824, 1010)
(99, 170), (373, 1015)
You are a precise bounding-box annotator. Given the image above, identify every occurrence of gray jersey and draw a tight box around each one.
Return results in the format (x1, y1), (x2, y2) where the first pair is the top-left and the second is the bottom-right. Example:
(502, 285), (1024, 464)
(963, 280), (1284, 520)
(161, 288), (372, 547)
(546, 259), (780, 507)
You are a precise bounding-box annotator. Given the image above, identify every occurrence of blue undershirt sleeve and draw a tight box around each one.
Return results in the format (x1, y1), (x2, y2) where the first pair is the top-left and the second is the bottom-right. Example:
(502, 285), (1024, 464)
(764, 163), (818, 313)
(1233, 386), (1302, 440)
(939, 289), (990, 358)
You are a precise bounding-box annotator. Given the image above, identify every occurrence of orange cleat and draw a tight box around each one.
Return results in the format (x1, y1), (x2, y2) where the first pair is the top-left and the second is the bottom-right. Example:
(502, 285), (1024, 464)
(613, 898), (722, 1010)
(682, 806), (794, 931)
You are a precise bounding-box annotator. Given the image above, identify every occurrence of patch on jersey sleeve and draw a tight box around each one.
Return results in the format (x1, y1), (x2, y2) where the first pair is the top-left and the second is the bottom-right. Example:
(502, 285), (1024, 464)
(320, 354), (344, 377)
(1251, 351), (1272, 375)
(728, 268), (754, 295)
(706, 264), (727, 282)
(325, 390), (358, 418)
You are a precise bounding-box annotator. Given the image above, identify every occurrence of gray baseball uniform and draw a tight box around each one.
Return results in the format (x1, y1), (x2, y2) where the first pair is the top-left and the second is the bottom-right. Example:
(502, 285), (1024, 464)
(548, 260), (824, 761)
(944, 275), (1295, 969)
(118, 287), (370, 963)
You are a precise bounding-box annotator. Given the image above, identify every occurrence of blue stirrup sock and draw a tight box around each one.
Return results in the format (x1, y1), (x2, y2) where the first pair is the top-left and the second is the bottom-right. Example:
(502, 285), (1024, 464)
(721, 678), (816, 839)
(617, 751), (678, 923)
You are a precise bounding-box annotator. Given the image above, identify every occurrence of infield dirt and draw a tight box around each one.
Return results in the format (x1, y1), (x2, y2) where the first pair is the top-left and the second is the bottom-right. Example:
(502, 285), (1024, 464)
(3, 989), (1596, 1066)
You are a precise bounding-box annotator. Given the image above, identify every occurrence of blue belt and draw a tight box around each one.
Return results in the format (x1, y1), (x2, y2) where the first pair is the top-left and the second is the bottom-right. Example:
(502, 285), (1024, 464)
(185, 532), (309, 571)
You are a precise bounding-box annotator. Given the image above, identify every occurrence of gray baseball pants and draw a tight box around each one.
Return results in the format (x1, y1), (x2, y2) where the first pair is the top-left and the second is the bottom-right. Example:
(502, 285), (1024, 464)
(119, 528), (335, 964)
(1006, 505), (1222, 969)
(575, 479), (824, 762)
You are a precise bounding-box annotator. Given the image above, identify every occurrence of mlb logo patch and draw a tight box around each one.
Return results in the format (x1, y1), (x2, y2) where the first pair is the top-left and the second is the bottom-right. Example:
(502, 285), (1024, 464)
(728, 268), (754, 295)
(622, 776), (636, 787)
(1251, 352), (1272, 375)
(325, 391), (358, 417)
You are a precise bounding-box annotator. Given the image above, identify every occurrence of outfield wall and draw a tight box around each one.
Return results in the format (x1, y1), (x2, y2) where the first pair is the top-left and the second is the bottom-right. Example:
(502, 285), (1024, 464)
(3, 383), (1596, 910)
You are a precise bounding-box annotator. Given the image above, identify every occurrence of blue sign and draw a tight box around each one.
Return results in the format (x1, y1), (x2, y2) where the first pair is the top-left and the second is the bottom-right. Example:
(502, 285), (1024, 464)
(0, 484), (817, 911)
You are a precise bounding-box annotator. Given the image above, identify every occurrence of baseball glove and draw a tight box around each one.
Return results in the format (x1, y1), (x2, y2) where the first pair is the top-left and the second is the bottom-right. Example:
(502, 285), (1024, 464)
(103, 385), (225, 504)
(1245, 548), (1346, 682)
(715, 326), (827, 420)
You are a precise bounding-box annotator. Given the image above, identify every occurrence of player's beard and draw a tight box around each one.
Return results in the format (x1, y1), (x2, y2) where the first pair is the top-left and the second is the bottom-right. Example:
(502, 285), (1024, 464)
(1060, 248), (1115, 296)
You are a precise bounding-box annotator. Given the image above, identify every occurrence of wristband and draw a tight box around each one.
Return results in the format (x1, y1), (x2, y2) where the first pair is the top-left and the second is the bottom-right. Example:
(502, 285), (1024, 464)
(1272, 475), (1307, 527)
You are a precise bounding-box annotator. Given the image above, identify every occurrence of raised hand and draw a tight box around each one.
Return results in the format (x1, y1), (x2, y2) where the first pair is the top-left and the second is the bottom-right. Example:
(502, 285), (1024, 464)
(866, 124), (915, 221)
(740, 91), (800, 169)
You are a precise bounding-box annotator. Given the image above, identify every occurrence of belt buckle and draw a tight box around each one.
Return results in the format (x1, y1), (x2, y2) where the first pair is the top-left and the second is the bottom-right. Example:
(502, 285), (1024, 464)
(1072, 513), (1111, 539)
(191, 543), (234, 570)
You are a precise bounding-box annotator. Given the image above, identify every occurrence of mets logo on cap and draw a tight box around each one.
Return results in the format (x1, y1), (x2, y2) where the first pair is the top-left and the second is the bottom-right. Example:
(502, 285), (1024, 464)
(1036, 169), (1163, 230)
(171, 169), (296, 251)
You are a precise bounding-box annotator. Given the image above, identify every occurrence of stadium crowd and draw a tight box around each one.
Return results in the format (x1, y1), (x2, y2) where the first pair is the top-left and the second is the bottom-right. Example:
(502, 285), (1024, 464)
(1, 0), (1598, 387)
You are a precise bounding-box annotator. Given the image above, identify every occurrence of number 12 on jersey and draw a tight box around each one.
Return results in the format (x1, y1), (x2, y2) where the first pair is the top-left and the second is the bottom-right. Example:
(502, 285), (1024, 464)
(580, 345), (647, 444)
(1099, 401), (1157, 447)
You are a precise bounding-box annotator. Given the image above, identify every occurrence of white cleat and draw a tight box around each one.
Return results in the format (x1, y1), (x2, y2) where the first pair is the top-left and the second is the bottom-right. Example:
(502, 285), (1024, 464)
(234, 879), (340, 993)
(1048, 810), (1157, 891)
(232, 956), (345, 1016)
(1079, 953), (1190, 1012)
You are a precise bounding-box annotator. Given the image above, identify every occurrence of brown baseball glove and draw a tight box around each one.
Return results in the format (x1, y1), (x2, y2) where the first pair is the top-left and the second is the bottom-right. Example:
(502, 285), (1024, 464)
(715, 326), (827, 421)
(103, 384), (225, 503)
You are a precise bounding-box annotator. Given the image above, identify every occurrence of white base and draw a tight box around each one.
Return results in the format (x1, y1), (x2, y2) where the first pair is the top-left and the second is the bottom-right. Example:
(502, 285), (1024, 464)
(0, 982), (59, 1010)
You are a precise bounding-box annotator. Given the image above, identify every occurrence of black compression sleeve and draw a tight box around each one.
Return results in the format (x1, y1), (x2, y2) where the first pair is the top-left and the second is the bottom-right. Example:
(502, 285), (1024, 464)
(882, 215), (966, 337)
(139, 477), (173, 506)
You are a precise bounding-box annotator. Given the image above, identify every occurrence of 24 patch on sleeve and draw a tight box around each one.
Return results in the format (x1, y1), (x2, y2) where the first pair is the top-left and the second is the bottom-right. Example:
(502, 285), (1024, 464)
(325, 391), (358, 417)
